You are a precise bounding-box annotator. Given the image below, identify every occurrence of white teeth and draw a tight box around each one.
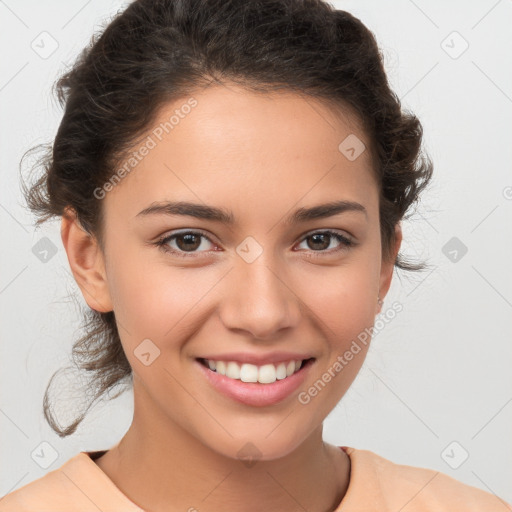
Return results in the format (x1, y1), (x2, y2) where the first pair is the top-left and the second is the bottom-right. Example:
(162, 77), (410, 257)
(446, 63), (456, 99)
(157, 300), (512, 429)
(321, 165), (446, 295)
(276, 362), (287, 380)
(204, 358), (306, 384)
(216, 361), (226, 375)
(226, 361), (240, 379)
(240, 363), (259, 382)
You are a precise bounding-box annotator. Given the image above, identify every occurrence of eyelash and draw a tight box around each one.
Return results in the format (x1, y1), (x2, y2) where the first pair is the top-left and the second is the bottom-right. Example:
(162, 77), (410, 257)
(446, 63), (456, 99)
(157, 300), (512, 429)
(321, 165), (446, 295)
(153, 229), (354, 259)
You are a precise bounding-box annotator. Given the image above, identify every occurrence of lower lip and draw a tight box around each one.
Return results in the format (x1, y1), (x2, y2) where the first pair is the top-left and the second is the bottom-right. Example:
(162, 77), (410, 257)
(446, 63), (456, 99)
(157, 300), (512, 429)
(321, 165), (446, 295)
(195, 358), (315, 407)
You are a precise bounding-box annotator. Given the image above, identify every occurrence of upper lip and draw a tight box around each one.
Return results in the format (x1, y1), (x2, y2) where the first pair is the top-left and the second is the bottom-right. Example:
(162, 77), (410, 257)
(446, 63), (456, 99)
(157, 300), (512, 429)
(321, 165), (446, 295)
(197, 352), (315, 366)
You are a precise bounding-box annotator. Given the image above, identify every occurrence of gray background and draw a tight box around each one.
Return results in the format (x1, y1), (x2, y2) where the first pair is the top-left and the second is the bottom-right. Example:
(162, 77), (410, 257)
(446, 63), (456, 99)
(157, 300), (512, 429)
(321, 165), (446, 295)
(1, 0), (511, 505)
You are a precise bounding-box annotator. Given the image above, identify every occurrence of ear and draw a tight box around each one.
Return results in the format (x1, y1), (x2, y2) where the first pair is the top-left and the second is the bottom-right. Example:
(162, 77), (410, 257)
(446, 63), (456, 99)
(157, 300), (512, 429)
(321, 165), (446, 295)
(377, 223), (402, 314)
(60, 209), (113, 313)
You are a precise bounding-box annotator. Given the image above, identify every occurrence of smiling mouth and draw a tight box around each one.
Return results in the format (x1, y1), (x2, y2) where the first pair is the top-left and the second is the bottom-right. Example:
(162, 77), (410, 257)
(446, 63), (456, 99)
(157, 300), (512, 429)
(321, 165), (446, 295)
(196, 357), (315, 384)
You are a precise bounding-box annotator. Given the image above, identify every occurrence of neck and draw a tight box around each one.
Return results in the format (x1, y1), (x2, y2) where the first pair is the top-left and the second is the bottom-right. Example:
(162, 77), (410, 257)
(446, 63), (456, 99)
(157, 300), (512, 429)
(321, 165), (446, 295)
(95, 381), (351, 512)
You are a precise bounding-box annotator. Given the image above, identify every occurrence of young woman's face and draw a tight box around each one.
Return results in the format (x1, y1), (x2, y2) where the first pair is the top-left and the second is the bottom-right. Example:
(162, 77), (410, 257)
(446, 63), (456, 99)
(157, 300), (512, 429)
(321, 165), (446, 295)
(86, 84), (399, 460)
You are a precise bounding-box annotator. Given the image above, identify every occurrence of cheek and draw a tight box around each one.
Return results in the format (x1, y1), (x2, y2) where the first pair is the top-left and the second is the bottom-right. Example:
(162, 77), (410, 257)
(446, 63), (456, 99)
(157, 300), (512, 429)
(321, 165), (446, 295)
(298, 243), (381, 377)
(105, 246), (221, 356)
(303, 254), (380, 330)
(298, 268), (378, 414)
(105, 245), (173, 343)
(313, 278), (377, 362)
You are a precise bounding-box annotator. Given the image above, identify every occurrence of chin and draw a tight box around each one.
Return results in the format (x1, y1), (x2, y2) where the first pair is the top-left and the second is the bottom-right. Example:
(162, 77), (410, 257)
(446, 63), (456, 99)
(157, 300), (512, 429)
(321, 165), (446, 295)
(203, 432), (308, 464)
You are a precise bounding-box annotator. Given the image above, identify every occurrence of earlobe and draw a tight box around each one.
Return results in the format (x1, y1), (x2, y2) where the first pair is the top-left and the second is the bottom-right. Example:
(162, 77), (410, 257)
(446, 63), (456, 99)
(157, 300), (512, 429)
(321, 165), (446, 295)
(60, 210), (113, 313)
(377, 223), (402, 314)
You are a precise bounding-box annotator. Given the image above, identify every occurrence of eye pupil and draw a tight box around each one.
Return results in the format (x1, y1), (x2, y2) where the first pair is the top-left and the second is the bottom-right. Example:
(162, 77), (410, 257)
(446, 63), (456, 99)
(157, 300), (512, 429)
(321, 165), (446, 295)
(176, 233), (201, 252)
(308, 233), (330, 251)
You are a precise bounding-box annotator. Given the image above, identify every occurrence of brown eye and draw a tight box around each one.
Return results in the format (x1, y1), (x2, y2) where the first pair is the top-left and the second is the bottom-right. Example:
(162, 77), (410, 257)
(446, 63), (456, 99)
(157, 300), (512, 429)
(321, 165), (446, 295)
(296, 230), (353, 255)
(155, 230), (216, 257)
(174, 233), (202, 252)
(306, 233), (331, 251)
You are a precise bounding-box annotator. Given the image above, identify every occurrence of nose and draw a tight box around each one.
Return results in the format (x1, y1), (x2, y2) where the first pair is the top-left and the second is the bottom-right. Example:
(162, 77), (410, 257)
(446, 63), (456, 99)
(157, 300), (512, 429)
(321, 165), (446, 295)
(218, 254), (302, 340)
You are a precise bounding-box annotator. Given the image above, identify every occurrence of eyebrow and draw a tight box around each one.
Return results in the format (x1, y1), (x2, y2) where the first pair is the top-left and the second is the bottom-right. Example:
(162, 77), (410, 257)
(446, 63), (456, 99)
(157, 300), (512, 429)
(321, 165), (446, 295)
(135, 199), (367, 224)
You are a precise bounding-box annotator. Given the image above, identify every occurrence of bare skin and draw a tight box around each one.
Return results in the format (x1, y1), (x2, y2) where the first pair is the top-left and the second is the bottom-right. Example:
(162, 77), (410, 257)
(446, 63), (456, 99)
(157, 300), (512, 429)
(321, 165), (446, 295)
(61, 82), (401, 512)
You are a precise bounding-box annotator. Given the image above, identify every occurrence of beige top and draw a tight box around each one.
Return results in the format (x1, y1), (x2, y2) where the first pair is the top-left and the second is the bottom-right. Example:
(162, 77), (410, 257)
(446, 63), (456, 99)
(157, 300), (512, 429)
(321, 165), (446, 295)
(0, 445), (510, 511)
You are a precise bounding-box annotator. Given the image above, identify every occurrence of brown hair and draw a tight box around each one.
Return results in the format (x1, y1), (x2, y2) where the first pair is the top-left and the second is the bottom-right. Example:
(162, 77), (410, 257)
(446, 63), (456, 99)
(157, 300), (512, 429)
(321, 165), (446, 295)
(21, 0), (433, 436)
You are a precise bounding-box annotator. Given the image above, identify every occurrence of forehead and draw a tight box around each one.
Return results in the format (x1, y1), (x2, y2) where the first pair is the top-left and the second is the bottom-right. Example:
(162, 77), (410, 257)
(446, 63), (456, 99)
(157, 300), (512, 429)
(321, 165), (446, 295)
(103, 84), (378, 226)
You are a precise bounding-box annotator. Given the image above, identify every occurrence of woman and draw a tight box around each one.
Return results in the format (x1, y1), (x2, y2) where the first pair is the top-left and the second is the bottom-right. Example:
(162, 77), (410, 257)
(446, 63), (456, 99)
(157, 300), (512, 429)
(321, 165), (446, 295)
(1, 0), (509, 510)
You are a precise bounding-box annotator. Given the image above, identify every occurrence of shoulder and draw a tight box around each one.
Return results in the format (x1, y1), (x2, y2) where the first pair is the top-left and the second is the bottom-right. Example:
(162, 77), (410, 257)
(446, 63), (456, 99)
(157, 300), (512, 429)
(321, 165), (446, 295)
(0, 453), (93, 512)
(0, 450), (142, 512)
(0, 467), (73, 511)
(342, 447), (512, 512)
